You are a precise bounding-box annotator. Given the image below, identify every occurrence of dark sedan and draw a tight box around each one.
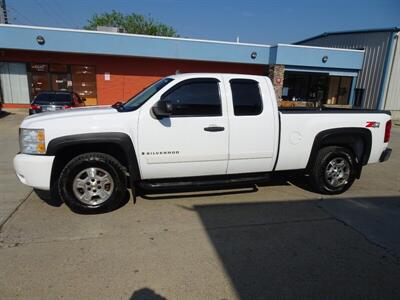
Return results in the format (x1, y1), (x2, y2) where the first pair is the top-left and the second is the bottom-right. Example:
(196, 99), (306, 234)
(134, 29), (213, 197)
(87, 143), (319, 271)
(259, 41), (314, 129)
(29, 91), (85, 115)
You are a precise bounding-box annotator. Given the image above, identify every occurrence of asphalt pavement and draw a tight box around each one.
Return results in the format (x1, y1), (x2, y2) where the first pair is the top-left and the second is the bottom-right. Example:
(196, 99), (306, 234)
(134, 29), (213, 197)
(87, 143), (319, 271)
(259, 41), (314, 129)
(0, 110), (399, 299)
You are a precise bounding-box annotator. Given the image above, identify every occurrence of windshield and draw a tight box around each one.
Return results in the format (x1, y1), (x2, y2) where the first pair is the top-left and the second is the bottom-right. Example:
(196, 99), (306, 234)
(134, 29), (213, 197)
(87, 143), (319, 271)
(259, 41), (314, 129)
(121, 78), (174, 111)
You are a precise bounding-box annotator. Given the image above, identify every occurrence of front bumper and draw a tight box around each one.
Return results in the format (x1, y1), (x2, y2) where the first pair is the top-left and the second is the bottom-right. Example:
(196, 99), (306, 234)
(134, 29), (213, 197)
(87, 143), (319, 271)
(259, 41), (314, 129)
(13, 154), (55, 190)
(379, 148), (392, 162)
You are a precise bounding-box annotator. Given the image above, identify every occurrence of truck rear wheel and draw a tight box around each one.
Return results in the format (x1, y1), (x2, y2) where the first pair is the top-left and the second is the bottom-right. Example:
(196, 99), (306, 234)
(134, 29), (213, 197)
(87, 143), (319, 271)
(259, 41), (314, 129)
(309, 146), (356, 195)
(58, 152), (127, 213)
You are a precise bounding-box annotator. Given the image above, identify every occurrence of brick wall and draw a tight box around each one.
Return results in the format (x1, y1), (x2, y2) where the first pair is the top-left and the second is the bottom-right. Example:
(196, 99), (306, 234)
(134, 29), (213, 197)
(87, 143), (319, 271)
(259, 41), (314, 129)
(1, 50), (267, 106)
(267, 64), (285, 100)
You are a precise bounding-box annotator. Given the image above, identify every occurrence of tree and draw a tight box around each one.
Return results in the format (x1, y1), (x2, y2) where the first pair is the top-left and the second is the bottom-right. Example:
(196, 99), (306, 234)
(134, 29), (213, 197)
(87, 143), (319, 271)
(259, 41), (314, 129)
(84, 11), (178, 37)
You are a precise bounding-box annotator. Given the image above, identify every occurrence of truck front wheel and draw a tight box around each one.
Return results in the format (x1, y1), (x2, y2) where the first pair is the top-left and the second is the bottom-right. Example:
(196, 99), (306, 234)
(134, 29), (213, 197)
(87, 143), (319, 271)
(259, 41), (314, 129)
(309, 146), (356, 195)
(58, 152), (127, 213)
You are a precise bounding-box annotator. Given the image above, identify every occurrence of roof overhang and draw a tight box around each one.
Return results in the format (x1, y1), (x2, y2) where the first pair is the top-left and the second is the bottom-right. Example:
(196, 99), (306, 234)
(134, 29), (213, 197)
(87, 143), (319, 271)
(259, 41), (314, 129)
(0, 25), (364, 70)
(269, 44), (364, 70)
(0, 24), (270, 65)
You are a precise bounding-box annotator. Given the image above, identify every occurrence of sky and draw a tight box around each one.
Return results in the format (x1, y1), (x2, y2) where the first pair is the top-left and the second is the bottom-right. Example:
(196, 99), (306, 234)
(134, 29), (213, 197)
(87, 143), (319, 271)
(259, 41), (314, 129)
(4, 0), (400, 45)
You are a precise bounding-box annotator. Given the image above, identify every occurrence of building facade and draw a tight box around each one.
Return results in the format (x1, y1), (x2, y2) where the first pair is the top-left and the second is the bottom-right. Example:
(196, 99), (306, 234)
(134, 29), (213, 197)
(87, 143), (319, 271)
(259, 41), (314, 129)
(297, 28), (400, 119)
(0, 25), (364, 109)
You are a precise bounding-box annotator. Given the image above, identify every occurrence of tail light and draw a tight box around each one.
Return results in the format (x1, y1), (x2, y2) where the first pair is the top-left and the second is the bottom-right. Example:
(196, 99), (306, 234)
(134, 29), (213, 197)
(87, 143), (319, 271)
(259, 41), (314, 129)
(384, 120), (392, 143)
(63, 106), (72, 109)
(30, 104), (41, 110)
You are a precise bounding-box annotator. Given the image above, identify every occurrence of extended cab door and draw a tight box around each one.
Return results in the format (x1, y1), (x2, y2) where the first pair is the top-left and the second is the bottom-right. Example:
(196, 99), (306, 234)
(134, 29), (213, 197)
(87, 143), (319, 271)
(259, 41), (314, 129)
(137, 76), (229, 179)
(223, 75), (278, 174)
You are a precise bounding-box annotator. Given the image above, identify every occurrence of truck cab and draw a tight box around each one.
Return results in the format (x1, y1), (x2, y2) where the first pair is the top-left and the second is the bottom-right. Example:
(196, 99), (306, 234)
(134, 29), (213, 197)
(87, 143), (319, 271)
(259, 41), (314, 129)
(136, 74), (278, 179)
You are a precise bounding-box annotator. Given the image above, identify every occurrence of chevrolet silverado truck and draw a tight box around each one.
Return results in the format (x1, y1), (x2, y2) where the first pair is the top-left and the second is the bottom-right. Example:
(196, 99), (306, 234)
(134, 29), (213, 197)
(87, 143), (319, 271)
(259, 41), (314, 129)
(14, 73), (392, 213)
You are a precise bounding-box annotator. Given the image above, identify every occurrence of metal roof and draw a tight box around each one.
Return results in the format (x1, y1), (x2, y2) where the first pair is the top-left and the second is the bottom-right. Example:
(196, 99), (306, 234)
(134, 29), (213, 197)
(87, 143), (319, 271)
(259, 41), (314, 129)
(296, 27), (400, 44)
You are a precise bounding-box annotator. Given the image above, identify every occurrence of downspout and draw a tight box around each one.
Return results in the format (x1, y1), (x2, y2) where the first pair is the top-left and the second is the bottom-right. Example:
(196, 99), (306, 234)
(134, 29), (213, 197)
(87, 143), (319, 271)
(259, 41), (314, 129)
(377, 31), (398, 109)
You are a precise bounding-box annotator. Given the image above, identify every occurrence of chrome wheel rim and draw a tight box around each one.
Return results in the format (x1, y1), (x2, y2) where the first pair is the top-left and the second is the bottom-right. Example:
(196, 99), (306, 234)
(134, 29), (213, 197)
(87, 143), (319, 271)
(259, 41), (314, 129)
(324, 157), (350, 188)
(72, 167), (114, 205)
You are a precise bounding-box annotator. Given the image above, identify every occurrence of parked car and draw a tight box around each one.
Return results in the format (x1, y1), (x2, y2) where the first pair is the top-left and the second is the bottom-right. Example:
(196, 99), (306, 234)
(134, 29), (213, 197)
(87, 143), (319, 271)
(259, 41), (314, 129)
(14, 73), (392, 213)
(29, 91), (85, 115)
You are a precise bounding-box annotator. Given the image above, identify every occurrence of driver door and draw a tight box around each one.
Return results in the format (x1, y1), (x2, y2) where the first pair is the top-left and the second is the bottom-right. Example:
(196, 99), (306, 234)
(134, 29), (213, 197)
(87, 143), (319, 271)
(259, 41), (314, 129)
(137, 77), (229, 179)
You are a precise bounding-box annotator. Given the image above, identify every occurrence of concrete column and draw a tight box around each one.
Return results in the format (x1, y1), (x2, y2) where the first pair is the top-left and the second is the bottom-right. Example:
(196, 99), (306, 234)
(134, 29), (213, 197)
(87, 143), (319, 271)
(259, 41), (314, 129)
(268, 65), (285, 100)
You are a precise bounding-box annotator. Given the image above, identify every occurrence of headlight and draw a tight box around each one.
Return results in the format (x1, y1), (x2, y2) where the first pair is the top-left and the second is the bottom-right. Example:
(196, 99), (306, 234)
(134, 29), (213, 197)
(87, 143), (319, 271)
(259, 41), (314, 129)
(19, 128), (46, 154)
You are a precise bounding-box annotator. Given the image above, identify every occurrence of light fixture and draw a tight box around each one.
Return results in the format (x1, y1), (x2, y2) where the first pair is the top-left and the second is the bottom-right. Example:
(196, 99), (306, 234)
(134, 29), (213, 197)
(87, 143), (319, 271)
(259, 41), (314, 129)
(251, 52), (257, 59)
(36, 35), (45, 45)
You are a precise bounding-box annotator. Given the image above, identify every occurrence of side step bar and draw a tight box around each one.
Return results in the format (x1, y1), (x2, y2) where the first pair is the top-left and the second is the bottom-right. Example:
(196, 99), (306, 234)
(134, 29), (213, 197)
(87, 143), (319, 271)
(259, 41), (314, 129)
(137, 174), (270, 191)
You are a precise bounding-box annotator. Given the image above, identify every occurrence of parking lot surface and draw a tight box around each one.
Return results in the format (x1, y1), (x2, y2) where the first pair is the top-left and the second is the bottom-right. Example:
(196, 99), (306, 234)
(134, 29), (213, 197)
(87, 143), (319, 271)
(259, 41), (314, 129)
(1, 111), (400, 299)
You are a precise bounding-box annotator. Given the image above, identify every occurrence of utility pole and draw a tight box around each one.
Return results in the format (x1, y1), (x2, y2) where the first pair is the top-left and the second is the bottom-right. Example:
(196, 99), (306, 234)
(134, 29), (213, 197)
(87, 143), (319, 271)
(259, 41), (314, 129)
(0, 0), (8, 24)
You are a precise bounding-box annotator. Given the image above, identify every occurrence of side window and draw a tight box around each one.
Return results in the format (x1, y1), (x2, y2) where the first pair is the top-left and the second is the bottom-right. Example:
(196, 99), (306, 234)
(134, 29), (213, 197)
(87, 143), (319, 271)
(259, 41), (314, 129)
(162, 80), (221, 116)
(230, 79), (263, 116)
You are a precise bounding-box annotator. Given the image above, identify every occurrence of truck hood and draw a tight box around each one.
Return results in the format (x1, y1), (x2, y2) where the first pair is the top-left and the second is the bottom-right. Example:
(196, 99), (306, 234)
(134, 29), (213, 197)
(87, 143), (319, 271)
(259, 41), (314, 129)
(22, 106), (118, 128)
(20, 105), (139, 145)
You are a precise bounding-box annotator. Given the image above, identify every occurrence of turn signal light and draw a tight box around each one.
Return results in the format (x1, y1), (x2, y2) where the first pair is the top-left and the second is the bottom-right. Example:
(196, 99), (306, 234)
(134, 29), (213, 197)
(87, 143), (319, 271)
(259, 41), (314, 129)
(36, 143), (46, 154)
(384, 120), (392, 143)
(36, 130), (45, 143)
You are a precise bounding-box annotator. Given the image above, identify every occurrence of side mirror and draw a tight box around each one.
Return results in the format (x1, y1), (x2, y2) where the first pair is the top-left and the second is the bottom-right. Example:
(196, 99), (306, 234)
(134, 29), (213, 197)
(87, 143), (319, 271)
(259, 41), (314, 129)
(152, 100), (173, 119)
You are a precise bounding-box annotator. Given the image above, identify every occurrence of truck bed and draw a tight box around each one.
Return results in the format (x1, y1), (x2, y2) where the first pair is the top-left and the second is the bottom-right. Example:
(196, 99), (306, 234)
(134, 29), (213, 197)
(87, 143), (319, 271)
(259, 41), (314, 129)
(275, 109), (391, 171)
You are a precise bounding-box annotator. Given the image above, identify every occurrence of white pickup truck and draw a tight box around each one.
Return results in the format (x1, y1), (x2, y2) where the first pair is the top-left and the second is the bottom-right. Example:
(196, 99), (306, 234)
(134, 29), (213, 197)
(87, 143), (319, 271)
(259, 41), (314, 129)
(14, 73), (392, 213)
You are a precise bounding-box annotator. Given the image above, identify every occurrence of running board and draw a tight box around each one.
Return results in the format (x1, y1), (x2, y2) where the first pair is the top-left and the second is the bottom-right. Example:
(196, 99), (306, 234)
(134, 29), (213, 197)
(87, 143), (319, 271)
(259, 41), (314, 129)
(137, 174), (270, 191)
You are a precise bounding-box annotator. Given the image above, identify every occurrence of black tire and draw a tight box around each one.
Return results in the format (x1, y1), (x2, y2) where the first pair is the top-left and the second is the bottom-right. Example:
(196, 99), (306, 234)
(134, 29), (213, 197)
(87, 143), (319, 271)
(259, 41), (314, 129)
(309, 146), (357, 195)
(58, 152), (127, 213)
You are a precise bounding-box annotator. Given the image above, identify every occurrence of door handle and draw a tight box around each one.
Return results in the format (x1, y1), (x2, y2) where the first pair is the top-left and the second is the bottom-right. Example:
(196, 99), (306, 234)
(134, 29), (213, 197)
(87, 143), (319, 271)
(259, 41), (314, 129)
(204, 126), (225, 132)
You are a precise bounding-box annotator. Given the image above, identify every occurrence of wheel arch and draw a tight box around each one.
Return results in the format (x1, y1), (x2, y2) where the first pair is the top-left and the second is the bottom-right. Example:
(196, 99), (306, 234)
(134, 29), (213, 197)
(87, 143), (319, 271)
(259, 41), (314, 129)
(47, 132), (140, 188)
(306, 128), (372, 177)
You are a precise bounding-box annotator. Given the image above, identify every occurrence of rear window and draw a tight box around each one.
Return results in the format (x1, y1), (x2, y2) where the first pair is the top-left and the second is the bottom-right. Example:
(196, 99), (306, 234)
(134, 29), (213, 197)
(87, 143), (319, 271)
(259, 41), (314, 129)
(34, 93), (72, 103)
(230, 79), (263, 116)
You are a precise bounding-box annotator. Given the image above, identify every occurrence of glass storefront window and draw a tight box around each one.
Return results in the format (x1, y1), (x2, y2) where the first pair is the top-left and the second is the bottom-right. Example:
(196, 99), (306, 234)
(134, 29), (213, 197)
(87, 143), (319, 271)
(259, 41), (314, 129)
(281, 71), (353, 108)
(326, 76), (353, 106)
(28, 63), (97, 105)
(49, 64), (68, 73)
(71, 65), (97, 105)
(51, 73), (72, 92)
(31, 72), (50, 95)
(337, 77), (352, 105)
(282, 72), (329, 103)
(30, 63), (48, 72)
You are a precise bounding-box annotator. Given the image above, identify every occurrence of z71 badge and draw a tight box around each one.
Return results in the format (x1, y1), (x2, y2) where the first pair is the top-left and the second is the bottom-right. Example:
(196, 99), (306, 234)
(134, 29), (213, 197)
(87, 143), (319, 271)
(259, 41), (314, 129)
(365, 121), (380, 128)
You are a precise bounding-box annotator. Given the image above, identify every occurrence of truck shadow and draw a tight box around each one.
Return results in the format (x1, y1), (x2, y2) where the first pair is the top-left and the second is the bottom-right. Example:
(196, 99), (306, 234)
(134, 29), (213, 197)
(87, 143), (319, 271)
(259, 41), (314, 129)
(190, 195), (400, 299)
(33, 189), (131, 213)
(33, 189), (63, 207)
